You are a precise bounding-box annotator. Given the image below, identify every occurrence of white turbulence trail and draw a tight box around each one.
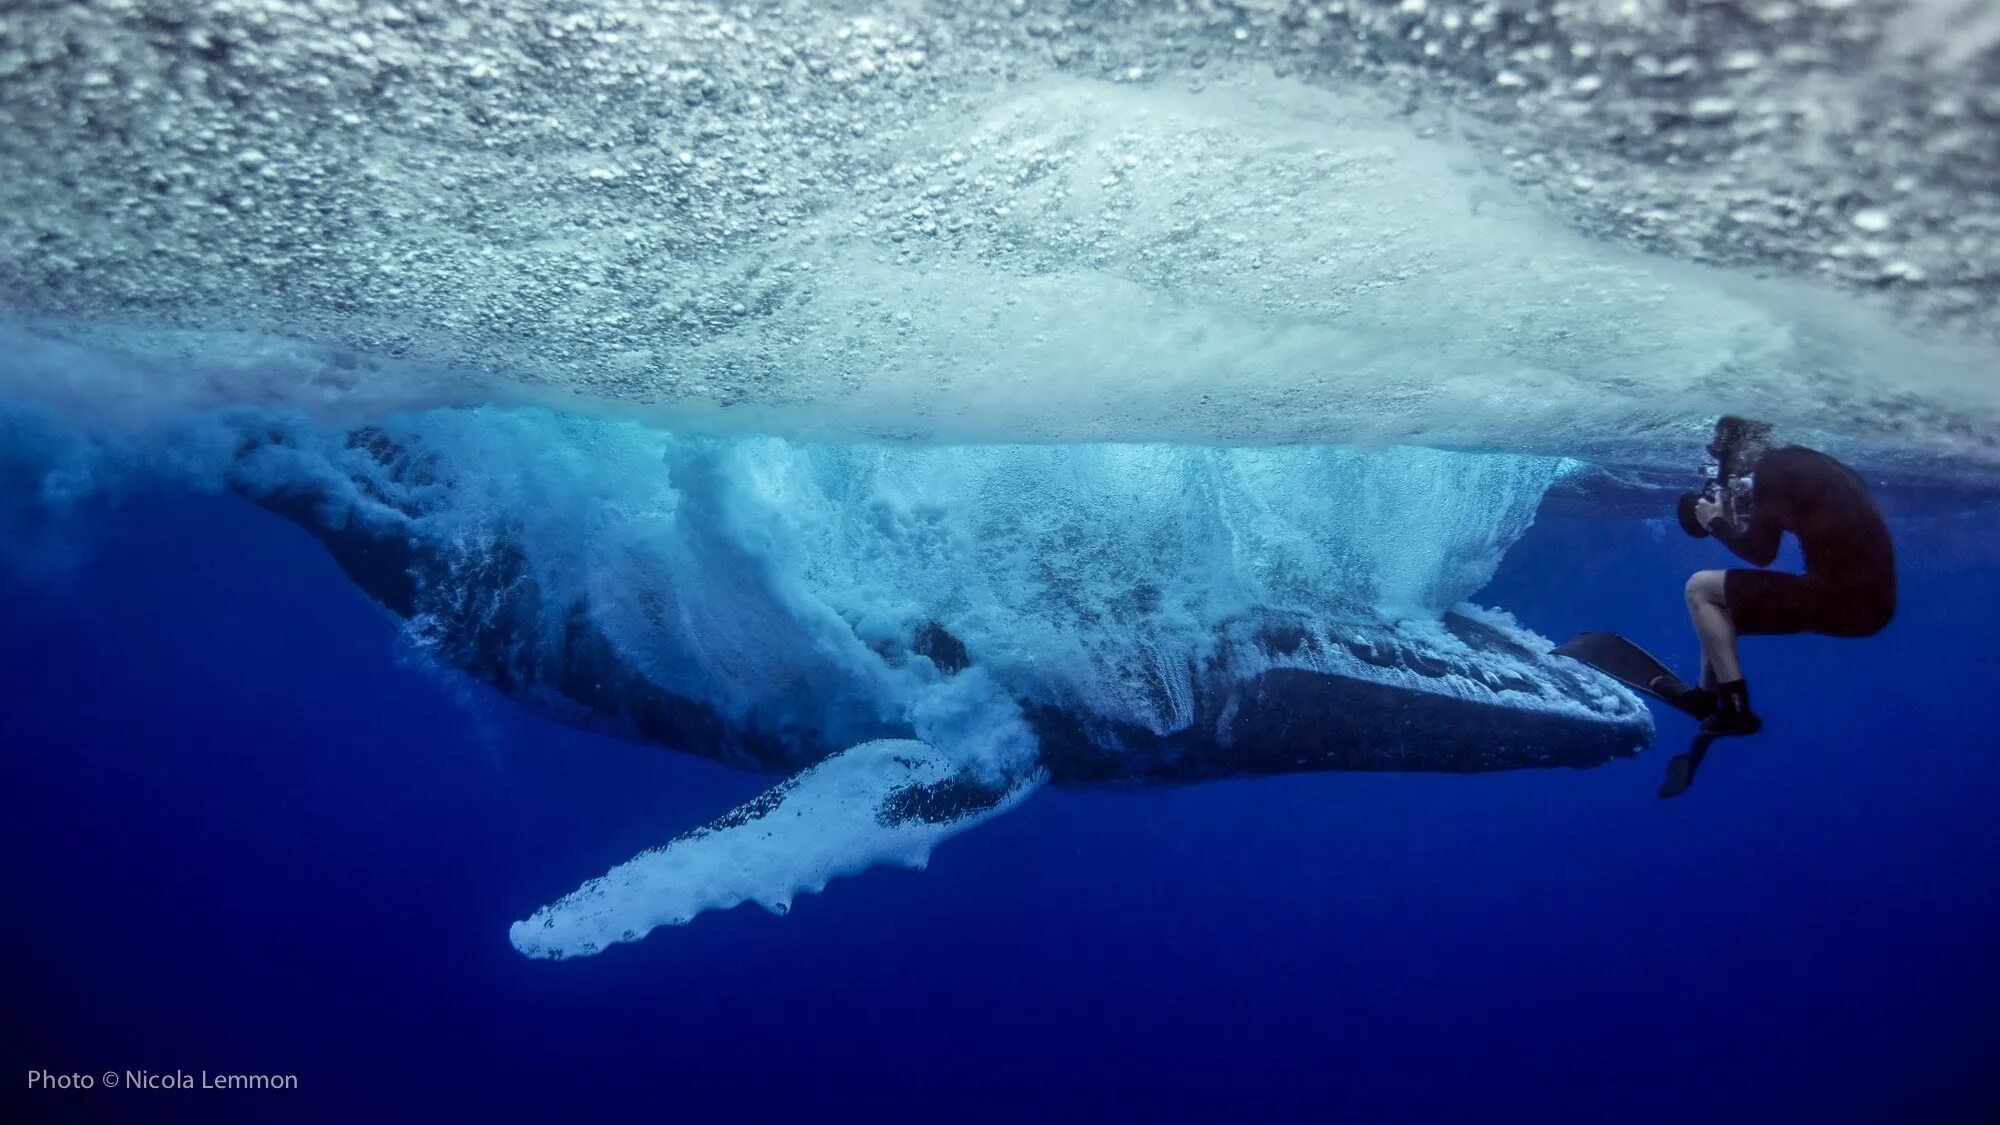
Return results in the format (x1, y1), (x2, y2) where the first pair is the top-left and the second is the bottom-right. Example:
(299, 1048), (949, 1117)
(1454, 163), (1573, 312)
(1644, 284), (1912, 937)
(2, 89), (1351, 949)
(222, 414), (1571, 751)
(509, 740), (1042, 960)
(0, 404), (1579, 763)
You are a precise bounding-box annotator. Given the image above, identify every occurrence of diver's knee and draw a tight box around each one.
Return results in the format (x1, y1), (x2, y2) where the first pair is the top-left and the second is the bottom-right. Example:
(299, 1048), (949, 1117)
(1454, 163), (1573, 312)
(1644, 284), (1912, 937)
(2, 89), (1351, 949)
(1685, 570), (1724, 605)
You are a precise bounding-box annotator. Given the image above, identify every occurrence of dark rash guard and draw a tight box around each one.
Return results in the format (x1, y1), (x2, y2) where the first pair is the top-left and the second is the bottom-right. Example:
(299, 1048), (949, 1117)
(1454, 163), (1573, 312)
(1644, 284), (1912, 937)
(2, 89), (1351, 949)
(1707, 446), (1897, 637)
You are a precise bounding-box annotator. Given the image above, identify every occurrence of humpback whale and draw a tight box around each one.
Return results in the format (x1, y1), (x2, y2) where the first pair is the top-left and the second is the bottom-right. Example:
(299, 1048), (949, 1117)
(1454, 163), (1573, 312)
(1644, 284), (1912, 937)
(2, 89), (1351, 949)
(230, 420), (1651, 958)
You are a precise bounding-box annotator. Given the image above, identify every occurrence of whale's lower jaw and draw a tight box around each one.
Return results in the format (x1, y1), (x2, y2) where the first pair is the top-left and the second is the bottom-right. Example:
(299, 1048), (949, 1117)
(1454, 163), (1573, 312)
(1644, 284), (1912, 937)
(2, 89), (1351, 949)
(1035, 665), (1645, 784)
(900, 603), (1654, 782)
(1031, 611), (1652, 783)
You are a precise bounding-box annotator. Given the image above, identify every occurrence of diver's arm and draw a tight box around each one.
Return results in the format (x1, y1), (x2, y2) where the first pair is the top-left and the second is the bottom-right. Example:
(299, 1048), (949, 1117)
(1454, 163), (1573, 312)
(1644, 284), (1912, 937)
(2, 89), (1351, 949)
(1705, 492), (1782, 566)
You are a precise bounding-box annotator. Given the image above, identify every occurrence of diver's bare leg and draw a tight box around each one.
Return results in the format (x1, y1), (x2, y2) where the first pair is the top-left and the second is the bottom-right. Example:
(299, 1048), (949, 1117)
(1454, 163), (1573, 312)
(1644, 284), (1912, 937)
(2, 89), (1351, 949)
(1685, 569), (1742, 684)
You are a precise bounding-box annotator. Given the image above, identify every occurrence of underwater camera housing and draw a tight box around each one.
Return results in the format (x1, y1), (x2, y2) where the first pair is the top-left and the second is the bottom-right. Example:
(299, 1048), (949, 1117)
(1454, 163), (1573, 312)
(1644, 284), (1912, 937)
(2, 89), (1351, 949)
(1677, 463), (1753, 539)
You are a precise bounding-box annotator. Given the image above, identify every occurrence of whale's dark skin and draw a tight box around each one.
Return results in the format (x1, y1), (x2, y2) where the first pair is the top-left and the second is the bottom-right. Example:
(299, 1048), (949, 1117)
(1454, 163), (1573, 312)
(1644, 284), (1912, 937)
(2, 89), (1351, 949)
(240, 428), (1651, 796)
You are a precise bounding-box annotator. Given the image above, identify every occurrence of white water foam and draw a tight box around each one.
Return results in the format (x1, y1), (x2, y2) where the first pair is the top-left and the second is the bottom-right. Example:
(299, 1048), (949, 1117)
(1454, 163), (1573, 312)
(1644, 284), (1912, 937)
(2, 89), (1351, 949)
(509, 739), (1042, 959)
(219, 410), (1570, 756)
(3, 3), (1996, 471)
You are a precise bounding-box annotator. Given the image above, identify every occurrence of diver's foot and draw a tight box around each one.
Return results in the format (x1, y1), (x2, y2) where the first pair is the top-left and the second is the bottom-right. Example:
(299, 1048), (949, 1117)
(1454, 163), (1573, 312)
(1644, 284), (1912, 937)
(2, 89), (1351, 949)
(1700, 708), (1763, 737)
(1649, 676), (1718, 720)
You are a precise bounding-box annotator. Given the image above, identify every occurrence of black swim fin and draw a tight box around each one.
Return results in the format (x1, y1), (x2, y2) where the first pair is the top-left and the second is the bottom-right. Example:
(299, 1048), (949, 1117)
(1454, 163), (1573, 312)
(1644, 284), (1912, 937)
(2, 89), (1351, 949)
(1658, 733), (1718, 799)
(1554, 632), (1712, 720)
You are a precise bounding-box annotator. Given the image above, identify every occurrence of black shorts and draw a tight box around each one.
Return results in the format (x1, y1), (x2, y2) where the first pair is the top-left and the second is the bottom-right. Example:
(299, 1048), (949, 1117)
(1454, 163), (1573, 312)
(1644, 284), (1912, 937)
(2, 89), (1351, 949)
(1724, 569), (1895, 638)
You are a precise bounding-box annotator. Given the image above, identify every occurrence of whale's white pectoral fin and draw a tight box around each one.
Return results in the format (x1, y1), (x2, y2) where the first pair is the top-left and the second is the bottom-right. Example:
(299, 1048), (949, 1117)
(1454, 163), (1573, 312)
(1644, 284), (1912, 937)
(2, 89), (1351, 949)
(509, 740), (1043, 959)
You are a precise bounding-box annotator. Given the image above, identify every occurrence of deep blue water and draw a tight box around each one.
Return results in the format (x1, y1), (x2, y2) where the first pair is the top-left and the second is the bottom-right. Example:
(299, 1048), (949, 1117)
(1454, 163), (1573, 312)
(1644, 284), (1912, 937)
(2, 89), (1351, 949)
(5, 486), (1998, 1124)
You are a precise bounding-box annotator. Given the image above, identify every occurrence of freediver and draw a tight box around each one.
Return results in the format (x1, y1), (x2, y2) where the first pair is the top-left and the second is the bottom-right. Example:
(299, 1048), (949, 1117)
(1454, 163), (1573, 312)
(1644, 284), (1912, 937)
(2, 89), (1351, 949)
(1556, 416), (1897, 796)
(1607, 416), (1895, 796)
(1663, 415), (1898, 734)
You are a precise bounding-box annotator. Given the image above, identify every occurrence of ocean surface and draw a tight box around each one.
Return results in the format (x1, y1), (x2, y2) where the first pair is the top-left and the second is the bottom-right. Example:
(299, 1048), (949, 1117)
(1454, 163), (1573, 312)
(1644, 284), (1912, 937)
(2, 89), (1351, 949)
(5, 0), (2000, 1121)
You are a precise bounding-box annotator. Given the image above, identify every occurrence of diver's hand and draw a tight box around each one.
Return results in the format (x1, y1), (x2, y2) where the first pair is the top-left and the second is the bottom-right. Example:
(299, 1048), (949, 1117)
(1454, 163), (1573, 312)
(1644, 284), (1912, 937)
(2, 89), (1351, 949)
(1694, 495), (1724, 528)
